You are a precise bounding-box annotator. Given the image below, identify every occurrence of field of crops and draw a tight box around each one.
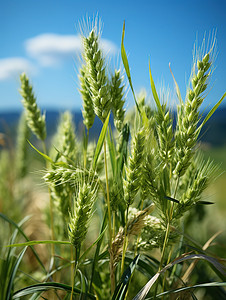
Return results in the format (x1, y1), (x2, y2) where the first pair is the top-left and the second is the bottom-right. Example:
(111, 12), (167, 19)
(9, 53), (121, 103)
(0, 21), (226, 300)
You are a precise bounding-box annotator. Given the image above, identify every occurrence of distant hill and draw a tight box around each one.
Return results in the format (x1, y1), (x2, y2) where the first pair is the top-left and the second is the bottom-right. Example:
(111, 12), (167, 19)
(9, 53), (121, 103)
(0, 107), (226, 147)
(0, 110), (110, 145)
(199, 107), (226, 146)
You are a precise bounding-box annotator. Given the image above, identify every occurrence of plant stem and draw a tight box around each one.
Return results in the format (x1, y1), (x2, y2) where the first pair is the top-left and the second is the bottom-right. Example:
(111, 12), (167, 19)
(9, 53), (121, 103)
(84, 129), (89, 169)
(160, 221), (170, 270)
(104, 140), (112, 244)
(70, 246), (74, 292)
(42, 141), (55, 257)
(70, 247), (79, 300)
(153, 219), (170, 300)
(89, 210), (108, 293)
(161, 176), (180, 269)
(134, 199), (144, 257)
(154, 176), (180, 299)
(121, 206), (129, 276)
(42, 141), (57, 300)
(103, 140), (114, 293)
(113, 211), (115, 238)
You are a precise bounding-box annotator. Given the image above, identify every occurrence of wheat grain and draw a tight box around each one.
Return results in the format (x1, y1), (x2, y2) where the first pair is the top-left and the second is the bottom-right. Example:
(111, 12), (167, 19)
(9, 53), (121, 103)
(82, 29), (111, 122)
(20, 73), (46, 141)
(68, 182), (97, 248)
(124, 129), (146, 206)
(110, 69), (126, 132)
(79, 64), (95, 130)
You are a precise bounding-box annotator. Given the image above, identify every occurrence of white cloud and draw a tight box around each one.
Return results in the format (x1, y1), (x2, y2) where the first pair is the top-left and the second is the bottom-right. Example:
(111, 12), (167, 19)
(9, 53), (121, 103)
(100, 39), (118, 56)
(25, 34), (81, 66)
(0, 57), (35, 81)
(25, 33), (118, 66)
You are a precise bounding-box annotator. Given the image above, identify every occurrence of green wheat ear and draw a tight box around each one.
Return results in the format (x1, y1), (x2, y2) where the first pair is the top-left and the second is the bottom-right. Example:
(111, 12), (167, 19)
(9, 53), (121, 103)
(46, 111), (77, 220)
(82, 29), (111, 122)
(68, 181), (97, 248)
(50, 111), (77, 164)
(110, 69), (126, 132)
(124, 129), (146, 206)
(79, 64), (95, 130)
(174, 153), (219, 219)
(156, 105), (174, 164)
(20, 73), (46, 141)
(174, 53), (212, 177)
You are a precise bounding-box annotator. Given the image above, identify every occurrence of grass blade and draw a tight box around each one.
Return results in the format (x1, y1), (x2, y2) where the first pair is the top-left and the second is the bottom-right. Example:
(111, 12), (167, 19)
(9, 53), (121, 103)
(92, 112), (110, 169)
(125, 254), (158, 279)
(112, 254), (140, 300)
(89, 209), (108, 293)
(169, 63), (183, 105)
(155, 282), (226, 299)
(121, 21), (140, 113)
(12, 282), (96, 299)
(27, 140), (53, 163)
(29, 293), (42, 300)
(197, 92), (226, 132)
(6, 240), (71, 248)
(77, 269), (89, 297)
(149, 60), (163, 116)
(133, 253), (226, 300)
(197, 200), (214, 205)
(107, 126), (117, 176)
(133, 273), (160, 300)
(79, 225), (107, 262)
(0, 213), (46, 272)
(6, 246), (27, 300)
(164, 196), (179, 204)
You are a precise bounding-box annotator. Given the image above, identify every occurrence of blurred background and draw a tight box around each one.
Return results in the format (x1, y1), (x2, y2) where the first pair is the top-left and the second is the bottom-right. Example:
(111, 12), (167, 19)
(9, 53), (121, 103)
(0, 0), (226, 290)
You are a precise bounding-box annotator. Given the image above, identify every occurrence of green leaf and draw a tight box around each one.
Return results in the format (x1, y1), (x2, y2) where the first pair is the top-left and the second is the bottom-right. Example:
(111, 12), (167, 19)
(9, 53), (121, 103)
(6, 240), (71, 248)
(79, 225), (107, 262)
(0, 217), (32, 299)
(155, 282), (226, 299)
(77, 269), (88, 295)
(92, 112), (110, 169)
(125, 254), (158, 279)
(0, 213), (46, 272)
(27, 140), (53, 163)
(52, 146), (75, 166)
(133, 253), (226, 300)
(197, 200), (214, 205)
(89, 210), (108, 293)
(133, 272), (160, 300)
(40, 261), (72, 282)
(29, 293), (42, 300)
(107, 126), (117, 176)
(12, 282), (96, 299)
(112, 254), (140, 300)
(149, 60), (163, 116)
(197, 92), (226, 133)
(6, 247), (27, 300)
(169, 63), (183, 105)
(121, 21), (140, 113)
(98, 249), (109, 261)
(164, 196), (179, 204)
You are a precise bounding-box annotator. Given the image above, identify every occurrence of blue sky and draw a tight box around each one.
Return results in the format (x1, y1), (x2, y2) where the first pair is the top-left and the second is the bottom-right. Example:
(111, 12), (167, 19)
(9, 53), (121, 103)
(0, 0), (226, 112)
